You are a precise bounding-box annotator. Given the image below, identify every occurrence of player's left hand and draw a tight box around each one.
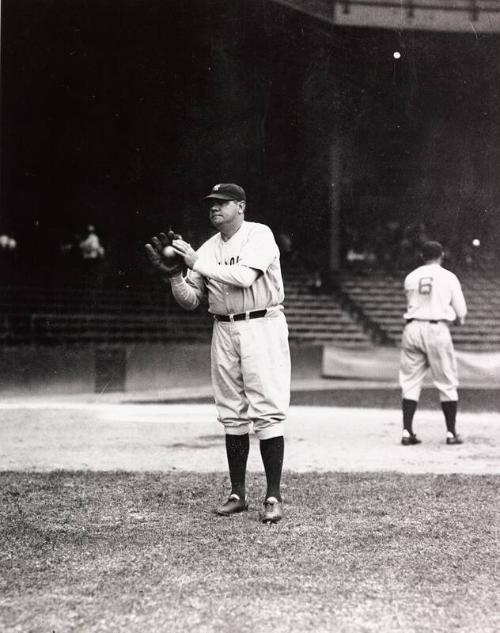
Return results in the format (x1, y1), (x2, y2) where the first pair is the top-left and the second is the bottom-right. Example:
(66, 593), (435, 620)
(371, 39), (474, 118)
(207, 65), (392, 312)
(145, 233), (184, 278)
(172, 239), (198, 270)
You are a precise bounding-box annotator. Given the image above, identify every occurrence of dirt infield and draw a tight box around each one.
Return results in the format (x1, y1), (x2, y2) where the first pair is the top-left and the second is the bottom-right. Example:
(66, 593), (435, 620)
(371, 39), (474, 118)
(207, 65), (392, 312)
(1, 400), (498, 474)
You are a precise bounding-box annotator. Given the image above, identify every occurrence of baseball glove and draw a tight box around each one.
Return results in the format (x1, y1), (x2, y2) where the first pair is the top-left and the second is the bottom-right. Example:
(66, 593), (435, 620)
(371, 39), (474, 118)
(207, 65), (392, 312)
(145, 230), (184, 277)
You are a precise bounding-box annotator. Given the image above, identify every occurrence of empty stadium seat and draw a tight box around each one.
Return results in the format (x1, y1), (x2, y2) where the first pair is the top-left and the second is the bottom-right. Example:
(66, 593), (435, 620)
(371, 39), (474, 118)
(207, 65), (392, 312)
(340, 271), (500, 350)
(0, 269), (374, 347)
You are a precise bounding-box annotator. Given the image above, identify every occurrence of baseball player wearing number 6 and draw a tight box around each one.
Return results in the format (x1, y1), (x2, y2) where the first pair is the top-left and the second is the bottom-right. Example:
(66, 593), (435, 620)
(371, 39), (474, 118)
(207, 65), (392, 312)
(145, 183), (290, 523)
(399, 241), (467, 446)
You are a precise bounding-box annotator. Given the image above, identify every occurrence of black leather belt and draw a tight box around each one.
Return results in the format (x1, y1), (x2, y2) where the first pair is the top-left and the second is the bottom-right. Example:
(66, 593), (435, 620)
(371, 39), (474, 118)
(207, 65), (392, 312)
(406, 319), (439, 324)
(214, 309), (267, 322)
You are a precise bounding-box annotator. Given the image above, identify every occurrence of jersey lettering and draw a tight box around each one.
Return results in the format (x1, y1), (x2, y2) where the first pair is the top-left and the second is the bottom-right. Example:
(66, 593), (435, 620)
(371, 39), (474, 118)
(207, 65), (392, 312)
(418, 276), (433, 295)
(218, 255), (240, 266)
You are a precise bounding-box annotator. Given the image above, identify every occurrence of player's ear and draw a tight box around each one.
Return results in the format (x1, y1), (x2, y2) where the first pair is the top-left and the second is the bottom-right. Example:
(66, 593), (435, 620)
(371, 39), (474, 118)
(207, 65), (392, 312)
(238, 201), (246, 214)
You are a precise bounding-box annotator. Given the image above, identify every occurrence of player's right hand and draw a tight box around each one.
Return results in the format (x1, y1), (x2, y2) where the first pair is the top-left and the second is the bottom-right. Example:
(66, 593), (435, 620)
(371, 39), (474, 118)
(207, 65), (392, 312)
(145, 232), (183, 278)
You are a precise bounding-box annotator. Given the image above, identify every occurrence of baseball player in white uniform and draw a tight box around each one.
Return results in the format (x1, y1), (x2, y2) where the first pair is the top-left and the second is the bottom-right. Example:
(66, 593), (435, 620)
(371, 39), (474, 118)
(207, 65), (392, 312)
(399, 241), (467, 445)
(145, 183), (290, 523)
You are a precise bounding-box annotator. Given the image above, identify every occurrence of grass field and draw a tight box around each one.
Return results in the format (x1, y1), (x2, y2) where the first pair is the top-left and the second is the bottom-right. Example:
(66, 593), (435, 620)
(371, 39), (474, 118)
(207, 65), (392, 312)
(1, 470), (498, 633)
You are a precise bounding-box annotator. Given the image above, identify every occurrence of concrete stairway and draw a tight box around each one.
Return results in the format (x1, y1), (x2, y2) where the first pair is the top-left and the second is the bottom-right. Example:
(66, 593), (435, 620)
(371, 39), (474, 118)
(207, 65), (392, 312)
(0, 270), (374, 347)
(283, 269), (372, 347)
(340, 272), (500, 350)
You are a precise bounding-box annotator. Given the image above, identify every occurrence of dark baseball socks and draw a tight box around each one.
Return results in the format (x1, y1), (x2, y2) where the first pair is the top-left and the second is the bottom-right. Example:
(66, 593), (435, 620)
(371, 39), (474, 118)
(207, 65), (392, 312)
(402, 398), (418, 436)
(225, 433), (249, 500)
(441, 400), (458, 436)
(225, 433), (284, 503)
(402, 398), (460, 440)
(260, 435), (284, 502)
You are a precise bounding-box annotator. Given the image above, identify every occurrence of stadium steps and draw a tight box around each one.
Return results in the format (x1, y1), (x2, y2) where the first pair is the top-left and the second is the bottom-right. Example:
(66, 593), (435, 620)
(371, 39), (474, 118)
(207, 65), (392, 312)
(282, 269), (373, 346)
(339, 272), (500, 350)
(4, 269), (499, 349)
(0, 270), (374, 347)
(2, 311), (213, 345)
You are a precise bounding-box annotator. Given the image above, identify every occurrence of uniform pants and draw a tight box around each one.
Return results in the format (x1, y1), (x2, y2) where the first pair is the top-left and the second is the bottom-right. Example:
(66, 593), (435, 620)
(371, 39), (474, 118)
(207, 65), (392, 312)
(399, 320), (458, 402)
(211, 310), (291, 440)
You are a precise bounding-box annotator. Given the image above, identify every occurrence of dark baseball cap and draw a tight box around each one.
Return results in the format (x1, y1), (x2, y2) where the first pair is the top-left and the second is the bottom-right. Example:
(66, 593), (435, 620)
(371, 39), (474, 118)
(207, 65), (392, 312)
(204, 183), (246, 201)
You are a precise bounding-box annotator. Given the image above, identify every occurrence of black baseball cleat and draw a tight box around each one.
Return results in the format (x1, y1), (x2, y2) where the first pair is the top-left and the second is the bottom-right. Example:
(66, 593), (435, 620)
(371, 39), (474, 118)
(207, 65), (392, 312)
(446, 433), (464, 445)
(401, 432), (422, 446)
(260, 497), (283, 524)
(215, 493), (249, 516)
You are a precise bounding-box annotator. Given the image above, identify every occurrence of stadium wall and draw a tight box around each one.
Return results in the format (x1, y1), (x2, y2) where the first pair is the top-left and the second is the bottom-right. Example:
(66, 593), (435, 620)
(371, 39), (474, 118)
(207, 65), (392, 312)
(0, 344), (323, 397)
(323, 346), (500, 385)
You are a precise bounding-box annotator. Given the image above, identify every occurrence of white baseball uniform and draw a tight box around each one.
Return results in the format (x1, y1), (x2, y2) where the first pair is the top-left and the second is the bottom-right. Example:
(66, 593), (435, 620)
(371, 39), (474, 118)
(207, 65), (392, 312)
(170, 220), (291, 440)
(399, 263), (467, 401)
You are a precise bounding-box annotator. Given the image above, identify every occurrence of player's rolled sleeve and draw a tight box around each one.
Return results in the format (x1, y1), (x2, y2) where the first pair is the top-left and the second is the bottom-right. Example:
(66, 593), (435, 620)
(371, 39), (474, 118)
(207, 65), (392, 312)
(238, 225), (279, 273)
(185, 269), (206, 294)
(169, 269), (205, 311)
(170, 274), (203, 310)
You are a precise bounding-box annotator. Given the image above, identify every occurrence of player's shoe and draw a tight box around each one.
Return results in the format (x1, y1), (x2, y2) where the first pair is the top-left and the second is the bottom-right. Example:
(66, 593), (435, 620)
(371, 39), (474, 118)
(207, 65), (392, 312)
(260, 497), (283, 524)
(215, 493), (249, 516)
(446, 432), (463, 445)
(401, 430), (422, 446)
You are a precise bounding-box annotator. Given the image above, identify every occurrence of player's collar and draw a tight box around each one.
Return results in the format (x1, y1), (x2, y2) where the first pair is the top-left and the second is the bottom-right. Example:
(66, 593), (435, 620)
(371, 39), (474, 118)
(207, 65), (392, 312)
(220, 220), (247, 243)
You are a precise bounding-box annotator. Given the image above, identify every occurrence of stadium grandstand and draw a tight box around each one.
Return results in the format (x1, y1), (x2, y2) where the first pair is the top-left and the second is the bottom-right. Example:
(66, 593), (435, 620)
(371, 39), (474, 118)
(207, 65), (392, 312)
(1, 0), (499, 392)
(1, 244), (499, 351)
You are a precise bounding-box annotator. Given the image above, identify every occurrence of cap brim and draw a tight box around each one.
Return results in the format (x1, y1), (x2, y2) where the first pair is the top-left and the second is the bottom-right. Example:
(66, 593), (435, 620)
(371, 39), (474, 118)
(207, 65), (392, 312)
(204, 193), (238, 200)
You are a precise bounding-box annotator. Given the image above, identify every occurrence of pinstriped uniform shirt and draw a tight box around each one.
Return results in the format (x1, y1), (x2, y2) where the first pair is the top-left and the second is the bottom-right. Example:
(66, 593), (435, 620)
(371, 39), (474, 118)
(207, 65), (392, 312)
(185, 221), (285, 315)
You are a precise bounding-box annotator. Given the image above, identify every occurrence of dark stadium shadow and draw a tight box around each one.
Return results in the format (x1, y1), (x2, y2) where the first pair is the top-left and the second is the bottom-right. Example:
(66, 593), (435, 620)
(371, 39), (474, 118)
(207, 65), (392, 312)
(288, 388), (500, 411)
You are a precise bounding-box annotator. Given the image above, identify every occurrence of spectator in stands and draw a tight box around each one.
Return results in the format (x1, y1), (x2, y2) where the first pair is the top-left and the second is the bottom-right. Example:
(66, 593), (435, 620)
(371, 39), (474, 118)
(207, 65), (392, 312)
(276, 229), (295, 266)
(412, 222), (429, 250)
(0, 233), (18, 283)
(0, 233), (18, 254)
(79, 225), (106, 291)
(346, 244), (367, 270)
(372, 220), (402, 271)
(0, 234), (10, 250)
(396, 229), (415, 271)
(345, 238), (378, 274)
(310, 270), (323, 294)
(79, 225), (105, 260)
(396, 222), (430, 271)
